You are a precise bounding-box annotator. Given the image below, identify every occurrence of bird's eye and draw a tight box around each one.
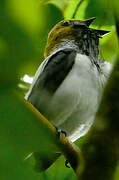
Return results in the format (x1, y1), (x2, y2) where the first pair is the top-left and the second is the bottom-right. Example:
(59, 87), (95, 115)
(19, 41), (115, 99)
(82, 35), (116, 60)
(62, 21), (71, 26)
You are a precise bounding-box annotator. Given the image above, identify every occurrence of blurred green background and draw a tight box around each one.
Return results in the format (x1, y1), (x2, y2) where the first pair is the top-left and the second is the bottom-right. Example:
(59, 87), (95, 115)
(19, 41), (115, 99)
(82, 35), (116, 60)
(0, 0), (118, 179)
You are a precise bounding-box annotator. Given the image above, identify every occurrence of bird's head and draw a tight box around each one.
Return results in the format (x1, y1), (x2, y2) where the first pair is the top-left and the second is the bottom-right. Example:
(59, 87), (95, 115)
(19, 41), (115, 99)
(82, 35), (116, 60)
(44, 17), (110, 59)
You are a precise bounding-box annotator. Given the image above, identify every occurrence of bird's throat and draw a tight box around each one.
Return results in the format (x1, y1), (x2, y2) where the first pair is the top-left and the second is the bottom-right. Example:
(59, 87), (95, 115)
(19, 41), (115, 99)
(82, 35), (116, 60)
(52, 34), (100, 64)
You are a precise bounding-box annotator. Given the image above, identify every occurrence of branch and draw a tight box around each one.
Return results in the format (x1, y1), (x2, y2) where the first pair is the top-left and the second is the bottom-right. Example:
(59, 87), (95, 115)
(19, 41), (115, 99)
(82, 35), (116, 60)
(25, 101), (83, 177)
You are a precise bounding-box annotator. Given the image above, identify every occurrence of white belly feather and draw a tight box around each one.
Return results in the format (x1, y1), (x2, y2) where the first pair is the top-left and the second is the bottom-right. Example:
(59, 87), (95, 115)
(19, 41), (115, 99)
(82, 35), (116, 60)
(46, 54), (104, 141)
(25, 52), (112, 142)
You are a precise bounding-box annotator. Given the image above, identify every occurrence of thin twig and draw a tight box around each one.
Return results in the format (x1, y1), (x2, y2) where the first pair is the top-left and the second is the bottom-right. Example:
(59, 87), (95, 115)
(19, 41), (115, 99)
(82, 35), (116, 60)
(72, 0), (85, 19)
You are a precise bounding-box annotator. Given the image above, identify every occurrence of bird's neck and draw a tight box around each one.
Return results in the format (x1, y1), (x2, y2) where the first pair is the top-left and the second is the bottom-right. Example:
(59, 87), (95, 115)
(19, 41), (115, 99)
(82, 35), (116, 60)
(52, 38), (100, 63)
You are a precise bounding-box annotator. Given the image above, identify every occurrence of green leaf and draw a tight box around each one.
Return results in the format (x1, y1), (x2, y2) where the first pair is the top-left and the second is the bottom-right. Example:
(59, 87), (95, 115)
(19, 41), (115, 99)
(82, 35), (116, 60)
(0, 0), (37, 85)
(0, 1), (63, 86)
(24, 3), (63, 76)
(0, 88), (76, 179)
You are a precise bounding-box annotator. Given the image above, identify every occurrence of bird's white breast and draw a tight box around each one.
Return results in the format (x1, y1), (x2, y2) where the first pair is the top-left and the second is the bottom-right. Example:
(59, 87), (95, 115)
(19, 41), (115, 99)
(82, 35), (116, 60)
(47, 53), (106, 142)
(25, 51), (112, 142)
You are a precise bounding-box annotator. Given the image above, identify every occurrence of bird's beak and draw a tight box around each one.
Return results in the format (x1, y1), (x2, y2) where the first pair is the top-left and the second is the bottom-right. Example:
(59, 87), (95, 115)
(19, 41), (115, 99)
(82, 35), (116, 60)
(82, 17), (96, 27)
(82, 17), (110, 37)
(93, 29), (110, 37)
(72, 17), (110, 38)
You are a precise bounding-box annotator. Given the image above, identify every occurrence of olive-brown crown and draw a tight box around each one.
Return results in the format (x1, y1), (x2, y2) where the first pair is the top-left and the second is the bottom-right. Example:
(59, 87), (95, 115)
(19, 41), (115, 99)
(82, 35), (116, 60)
(44, 18), (109, 58)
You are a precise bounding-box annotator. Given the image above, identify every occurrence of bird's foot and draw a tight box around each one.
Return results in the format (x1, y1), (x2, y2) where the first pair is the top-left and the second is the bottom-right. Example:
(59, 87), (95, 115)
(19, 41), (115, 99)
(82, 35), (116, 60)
(54, 126), (67, 138)
(54, 126), (70, 168)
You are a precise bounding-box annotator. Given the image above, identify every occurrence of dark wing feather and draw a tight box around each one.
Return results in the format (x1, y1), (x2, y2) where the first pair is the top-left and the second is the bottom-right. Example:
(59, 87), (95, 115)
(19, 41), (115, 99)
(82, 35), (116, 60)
(34, 49), (76, 93)
(27, 49), (76, 113)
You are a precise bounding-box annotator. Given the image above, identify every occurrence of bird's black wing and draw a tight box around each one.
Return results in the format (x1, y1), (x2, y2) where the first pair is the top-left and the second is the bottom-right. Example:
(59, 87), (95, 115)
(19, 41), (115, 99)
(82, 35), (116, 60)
(33, 49), (76, 93)
(26, 49), (76, 113)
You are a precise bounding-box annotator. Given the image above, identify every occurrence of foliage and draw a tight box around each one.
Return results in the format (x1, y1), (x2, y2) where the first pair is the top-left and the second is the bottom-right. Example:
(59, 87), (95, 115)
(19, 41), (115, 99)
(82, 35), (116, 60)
(0, 0), (119, 179)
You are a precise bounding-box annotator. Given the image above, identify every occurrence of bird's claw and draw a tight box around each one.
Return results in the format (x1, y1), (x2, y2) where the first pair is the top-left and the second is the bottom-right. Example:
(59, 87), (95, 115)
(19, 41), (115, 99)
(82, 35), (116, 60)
(54, 126), (67, 138)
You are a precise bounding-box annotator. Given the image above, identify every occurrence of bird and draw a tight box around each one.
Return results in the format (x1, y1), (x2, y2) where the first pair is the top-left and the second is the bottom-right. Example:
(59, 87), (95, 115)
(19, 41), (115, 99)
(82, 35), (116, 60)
(25, 17), (112, 142)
